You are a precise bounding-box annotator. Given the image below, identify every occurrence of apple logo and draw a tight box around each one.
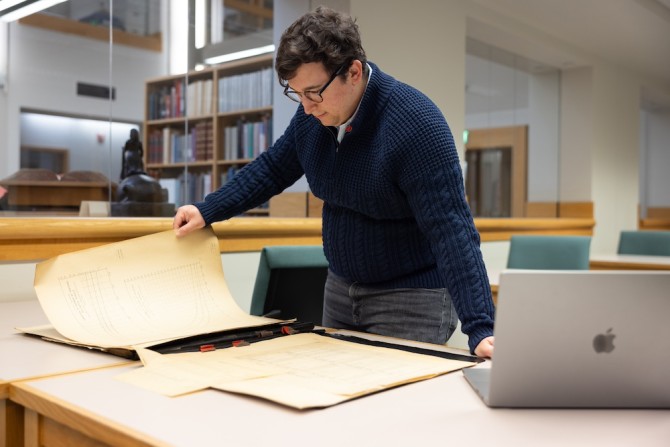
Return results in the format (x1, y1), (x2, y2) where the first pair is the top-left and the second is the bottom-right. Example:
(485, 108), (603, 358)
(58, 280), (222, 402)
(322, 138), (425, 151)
(593, 328), (616, 353)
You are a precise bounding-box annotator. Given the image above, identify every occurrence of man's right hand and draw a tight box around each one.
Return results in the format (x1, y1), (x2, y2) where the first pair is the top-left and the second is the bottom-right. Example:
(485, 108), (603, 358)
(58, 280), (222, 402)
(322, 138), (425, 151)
(173, 205), (206, 237)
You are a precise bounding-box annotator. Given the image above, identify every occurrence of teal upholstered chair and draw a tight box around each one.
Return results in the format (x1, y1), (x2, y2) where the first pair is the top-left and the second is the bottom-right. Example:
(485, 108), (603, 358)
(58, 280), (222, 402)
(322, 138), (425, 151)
(250, 245), (329, 324)
(506, 235), (592, 270)
(617, 230), (670, 256)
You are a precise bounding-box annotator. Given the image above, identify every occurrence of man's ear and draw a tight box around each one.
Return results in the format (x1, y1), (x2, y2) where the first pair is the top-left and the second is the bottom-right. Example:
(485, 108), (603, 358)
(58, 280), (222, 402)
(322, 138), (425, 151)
(349, 59), (364, 83)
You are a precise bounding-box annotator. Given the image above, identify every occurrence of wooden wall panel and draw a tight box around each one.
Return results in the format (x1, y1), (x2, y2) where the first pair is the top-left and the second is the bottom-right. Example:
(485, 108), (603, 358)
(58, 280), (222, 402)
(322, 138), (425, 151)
(525, 202), (558, 218)
(559, 202), (594, 218)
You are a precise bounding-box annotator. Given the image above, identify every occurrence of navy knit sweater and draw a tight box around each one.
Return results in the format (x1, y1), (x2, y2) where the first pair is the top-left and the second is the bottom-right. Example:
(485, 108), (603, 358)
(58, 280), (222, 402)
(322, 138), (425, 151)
(195, 63), (495, 352)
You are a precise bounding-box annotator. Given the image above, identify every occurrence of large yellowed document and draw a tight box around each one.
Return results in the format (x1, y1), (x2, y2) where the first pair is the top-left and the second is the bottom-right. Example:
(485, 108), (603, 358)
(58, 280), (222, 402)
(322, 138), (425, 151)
(28, 228), (274, 350)
(119, 333), (473, 409)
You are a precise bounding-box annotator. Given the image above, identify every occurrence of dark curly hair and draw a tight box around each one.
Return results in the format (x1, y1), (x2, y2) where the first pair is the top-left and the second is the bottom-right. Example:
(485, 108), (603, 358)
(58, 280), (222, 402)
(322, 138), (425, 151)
(275, 6), (367, 87)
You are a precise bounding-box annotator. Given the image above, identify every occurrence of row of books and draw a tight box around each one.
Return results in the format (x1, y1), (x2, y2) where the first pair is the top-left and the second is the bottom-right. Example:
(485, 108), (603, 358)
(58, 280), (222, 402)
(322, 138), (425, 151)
(147, 117), (271, 165)
(159, 169), (268, 212)
(148, 66), (272, 120)
(218, 67), (273, 113)
(146, 121), (213, 164)
(159, 173), (212, 208)
(147, 79), (185, 120)
(222, 116), (273, 161)
(147, 79), (215, 120)
(186, 79), (214, 117)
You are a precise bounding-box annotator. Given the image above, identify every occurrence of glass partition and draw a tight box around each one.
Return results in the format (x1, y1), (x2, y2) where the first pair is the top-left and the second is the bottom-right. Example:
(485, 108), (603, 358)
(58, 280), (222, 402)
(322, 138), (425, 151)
(0, 0), (273, 217)
(0, 1), (162, 215)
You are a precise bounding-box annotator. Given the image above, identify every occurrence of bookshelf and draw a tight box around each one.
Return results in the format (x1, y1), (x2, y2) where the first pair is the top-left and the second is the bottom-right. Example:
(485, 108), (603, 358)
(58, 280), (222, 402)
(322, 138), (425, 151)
(143, 54), (273, 213)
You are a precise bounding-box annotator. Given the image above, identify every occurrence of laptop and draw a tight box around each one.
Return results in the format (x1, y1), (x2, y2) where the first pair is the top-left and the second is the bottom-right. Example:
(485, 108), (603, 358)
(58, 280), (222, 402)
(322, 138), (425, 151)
(463, 270), (670, 408)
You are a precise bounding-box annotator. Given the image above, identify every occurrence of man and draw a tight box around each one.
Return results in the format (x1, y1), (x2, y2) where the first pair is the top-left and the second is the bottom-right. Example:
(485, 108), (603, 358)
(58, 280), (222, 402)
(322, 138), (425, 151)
(174, 6), (495, 357)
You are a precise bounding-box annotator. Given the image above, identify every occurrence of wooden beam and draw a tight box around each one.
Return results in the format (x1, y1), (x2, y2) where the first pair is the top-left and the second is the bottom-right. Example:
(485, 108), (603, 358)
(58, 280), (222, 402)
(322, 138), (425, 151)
(19, 14), (162, 52)
(225, 0), (273, 20)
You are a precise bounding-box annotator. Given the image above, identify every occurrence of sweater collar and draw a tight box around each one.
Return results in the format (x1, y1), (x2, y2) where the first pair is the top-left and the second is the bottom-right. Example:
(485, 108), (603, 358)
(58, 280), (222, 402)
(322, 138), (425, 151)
(343, 62), (396, 138)
(336, 63), (373, 142)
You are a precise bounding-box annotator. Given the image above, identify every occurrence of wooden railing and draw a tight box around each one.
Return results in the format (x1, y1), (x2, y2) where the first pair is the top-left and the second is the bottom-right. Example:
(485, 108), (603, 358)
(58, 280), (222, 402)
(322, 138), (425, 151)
(0, 217), (595, 262)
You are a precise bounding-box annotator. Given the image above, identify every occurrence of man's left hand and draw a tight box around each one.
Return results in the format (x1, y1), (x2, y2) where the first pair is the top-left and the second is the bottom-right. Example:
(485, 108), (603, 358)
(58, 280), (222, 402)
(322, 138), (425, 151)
(474, 336), (494, 358)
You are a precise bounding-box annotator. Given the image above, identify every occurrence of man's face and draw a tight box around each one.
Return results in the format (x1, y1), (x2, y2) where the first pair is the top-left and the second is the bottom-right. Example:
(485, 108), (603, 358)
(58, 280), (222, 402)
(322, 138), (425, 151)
(286, 62), (359, 127)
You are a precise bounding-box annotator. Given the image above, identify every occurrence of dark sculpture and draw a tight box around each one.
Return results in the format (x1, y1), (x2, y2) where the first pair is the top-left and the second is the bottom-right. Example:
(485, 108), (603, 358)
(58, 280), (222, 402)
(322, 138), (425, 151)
(112, 129), (174, 216)
(117, 129), (163, 203)
(120, 128), (145, 180)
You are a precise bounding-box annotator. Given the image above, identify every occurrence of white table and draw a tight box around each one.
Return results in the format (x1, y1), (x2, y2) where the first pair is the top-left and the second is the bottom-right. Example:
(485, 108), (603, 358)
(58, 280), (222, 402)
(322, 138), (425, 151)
(0, 300), (132, 382)
(0, 300), (134, 447)
(11, 361), (670, 447)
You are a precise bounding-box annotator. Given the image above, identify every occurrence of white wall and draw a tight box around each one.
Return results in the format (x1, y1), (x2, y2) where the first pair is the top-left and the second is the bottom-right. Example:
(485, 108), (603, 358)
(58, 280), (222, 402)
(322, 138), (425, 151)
(221, 252), (261, 313)
(643, 111), (670, 209)
(0, 23), (8, 179)
(527, 71), (560, 202)
(590, 64), (641, 255)
(0, 262), (38, 301)
(559, 67), (593, 202)
(0, 91), (6, 175)
(351, 0), (466, 154)
(272, 0), (352, 193)
(271, 0), (310, 193)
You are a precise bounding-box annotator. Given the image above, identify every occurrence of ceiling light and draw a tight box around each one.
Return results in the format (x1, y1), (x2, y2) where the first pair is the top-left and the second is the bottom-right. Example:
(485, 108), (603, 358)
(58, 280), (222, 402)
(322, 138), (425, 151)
(204, 45), (275, 65)
(0, 0), (68, 22)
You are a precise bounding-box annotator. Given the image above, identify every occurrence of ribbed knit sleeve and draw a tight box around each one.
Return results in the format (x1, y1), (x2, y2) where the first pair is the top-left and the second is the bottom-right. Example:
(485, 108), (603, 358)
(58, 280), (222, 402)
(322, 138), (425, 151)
(387, 89), (495, 352)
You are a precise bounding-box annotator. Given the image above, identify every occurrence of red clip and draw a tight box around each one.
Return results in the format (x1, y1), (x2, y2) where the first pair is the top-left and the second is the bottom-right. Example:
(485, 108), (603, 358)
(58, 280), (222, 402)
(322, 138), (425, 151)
(199, 344), (215, 352)
(281, 326), (297, 335)
(232, 340), (250, 347)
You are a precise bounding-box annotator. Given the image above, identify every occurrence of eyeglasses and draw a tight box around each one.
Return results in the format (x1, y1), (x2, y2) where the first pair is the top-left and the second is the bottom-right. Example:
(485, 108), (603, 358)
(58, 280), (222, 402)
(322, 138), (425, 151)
(283, 63), (347, 104)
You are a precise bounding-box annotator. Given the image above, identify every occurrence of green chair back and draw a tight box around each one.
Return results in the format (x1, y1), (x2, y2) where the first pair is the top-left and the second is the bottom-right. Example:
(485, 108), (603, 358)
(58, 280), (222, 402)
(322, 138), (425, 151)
(250, 245), (329, 324)
(617, 231), (670, 256)
(506, 235), (591, 270)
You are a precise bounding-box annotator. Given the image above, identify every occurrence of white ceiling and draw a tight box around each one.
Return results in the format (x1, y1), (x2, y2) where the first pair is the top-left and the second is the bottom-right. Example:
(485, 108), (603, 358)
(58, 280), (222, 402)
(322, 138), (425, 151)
(467, 0), (670, 109)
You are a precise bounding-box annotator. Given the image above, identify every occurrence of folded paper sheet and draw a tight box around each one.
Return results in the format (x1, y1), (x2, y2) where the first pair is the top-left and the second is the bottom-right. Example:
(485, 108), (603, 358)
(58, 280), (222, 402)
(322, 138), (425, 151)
(30, 228), (274, 349)
(119, 333), (473, 409)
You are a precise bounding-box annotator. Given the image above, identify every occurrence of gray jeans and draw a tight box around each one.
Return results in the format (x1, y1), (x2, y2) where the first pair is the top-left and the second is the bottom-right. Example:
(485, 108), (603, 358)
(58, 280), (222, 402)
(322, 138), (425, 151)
(322, 270), (458, 345)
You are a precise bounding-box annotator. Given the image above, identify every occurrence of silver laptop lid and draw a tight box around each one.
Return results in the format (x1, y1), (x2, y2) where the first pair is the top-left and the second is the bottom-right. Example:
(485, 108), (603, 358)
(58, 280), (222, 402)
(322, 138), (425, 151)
(487, 270), (670, 408)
